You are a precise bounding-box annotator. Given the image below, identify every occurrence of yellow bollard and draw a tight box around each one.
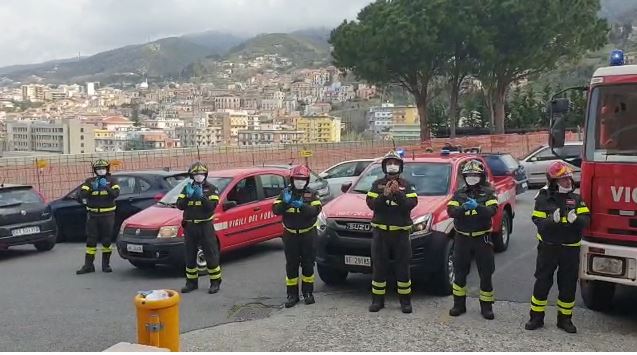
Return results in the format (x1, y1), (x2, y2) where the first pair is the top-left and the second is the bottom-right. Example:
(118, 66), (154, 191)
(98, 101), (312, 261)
(134, 290), (180, 352)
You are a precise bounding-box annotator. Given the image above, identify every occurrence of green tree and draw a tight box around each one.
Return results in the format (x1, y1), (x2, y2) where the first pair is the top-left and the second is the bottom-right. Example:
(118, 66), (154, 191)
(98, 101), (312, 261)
(475, 0), (608, 133)
(330, 0), (450, 141)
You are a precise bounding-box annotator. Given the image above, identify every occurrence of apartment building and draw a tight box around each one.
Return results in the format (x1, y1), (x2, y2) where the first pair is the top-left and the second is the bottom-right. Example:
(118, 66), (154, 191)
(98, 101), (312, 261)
(237, 129), (304, 146)
(6, 119), (96, 154)
(295, 115), (342, 143)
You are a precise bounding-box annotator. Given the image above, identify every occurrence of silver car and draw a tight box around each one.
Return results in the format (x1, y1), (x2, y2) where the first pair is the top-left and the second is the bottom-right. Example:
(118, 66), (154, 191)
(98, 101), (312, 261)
(319, 159), (374, 198)
(520, 142), (582, 187)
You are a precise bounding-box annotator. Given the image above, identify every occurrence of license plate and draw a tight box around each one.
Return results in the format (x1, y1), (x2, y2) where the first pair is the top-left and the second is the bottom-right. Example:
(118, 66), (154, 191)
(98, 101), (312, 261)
(346, 223), (371, 232)
(127, 244), (144, 253)
(591, 255), (624, 276)
(345, 255), (371, 267)
(11, 226), (40, 236)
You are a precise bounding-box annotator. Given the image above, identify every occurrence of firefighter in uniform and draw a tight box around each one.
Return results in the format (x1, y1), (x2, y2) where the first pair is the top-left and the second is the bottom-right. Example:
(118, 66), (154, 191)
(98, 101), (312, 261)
(525, 161), (590, 333)
(76, 159), (120, 275)
(366, 151), (418, 313)
(273, 165), (322, 308)
(447, 159), (498, 319)
(176, 162), (222, 294)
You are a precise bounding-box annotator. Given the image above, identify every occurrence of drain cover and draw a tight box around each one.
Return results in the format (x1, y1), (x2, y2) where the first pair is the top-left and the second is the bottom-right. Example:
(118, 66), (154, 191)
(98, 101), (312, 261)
(228, 303), (274, 322)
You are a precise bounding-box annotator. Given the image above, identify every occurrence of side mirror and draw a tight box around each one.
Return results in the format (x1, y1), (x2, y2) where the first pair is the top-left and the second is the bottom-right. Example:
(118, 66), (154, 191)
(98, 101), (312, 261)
(341, 182), (352, 193)
(222, 201), (238, 211)
(549, 116), (566, 149)
(550, 98), (571, 115)
(318, 172), (329, 179)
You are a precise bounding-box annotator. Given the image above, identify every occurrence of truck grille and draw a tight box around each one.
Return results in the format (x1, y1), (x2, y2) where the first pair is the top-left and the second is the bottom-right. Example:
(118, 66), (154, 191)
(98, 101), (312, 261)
(332, 220), (373, 239)
(123, 227), (158, 239)
(608, 228), (637, 237)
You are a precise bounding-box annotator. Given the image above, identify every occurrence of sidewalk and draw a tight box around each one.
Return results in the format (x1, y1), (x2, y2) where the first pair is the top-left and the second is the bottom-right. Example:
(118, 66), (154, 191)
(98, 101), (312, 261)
(182, 292), (637, 352)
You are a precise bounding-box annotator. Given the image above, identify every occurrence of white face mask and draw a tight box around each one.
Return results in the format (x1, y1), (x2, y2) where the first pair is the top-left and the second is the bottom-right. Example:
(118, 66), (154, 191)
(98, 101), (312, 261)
(386, 164), (400, 174)
(465, 176), (481, 186)
(96, 169), (107, 176)
(557, 179), (572, 193)
(193, 175), (206, 183)
(293, 180), (307, 190)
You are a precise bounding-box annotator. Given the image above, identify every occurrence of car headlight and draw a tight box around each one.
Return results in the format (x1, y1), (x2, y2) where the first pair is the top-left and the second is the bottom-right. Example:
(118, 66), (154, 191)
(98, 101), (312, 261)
(118, 222), (127, 238)
(317, 212), (328, 231)
(410, 214), (432, 238)
(157, 226), (179, 239)
(318, 187), (329, 196)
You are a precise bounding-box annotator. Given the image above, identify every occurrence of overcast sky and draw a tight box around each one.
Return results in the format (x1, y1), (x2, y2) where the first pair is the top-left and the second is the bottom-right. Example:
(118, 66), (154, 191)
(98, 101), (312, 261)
(0, 0), (371, 67)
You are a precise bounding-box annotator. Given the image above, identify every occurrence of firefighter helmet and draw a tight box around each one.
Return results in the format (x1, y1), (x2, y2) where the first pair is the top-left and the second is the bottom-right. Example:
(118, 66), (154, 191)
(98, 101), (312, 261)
(188, 161), (209, 179)
(92, 159), (110, 174)
(461, 159), (485, 176)
(290, 165), (311, 180)
(381, 151), (403, 175)
(546, 161), (573, 181)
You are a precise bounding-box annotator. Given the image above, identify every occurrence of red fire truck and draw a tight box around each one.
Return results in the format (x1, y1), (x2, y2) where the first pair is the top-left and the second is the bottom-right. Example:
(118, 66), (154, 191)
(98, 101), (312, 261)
(550, 50), (637, 311)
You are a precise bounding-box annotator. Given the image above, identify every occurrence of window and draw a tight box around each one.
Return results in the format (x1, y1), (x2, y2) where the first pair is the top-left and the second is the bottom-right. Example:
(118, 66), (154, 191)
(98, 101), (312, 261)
(532, 147), (557, 161)
(80, 143), (84, 148)
(114, 176), (136, 195)
(226, 176), (259, 205)
(324, 162), (358, 179)
(137, 178), (152, 192)
(561, 145), (582, 159)
(260, 174), (286, 198)
(80, 128), (84, 133)
(80, 135), (84, 140)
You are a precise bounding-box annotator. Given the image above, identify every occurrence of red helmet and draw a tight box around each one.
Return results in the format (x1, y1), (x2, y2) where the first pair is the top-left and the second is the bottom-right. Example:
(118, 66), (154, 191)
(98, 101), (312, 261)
(546, 161), (573, 181)
(290, 165), (311, 180)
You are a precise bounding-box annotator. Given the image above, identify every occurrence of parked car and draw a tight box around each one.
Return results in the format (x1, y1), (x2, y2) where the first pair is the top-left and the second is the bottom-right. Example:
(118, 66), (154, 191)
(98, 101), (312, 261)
(482, 153), (529, 195)
(520, 142), (582, 187)
(0, 184), (57, 251)
(49, 170), (188, 242)
(315, 153), (517, 294)
(117, 167), (291, 269)
(319, 159), (374, 198)
(263, 165), (331, 202)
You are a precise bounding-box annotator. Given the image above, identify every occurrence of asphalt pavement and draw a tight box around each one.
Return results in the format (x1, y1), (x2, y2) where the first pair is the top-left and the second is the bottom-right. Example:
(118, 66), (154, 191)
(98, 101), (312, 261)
(1, 190), (636, 351)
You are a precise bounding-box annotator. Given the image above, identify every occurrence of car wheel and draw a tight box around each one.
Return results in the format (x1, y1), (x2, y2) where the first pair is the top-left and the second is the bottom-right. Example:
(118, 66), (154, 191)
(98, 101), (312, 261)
(428, 237), (454, 295)
(33, 239), (56, 252)
(493, 210), (511, 253)
(581, 279), (615, 312)
(317, 264), (348, 285)
(129, 260), (156, 269)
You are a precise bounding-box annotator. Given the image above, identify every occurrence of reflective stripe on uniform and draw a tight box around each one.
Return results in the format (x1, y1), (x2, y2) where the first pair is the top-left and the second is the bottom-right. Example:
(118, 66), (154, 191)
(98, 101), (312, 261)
(464, 210), (478, 216)
(479, 290), (495, 302)
(111, 185), (120, 190)
(186, 267), (198, 279)
(561, 217), (568, 223)
(208, 266), (221, 280)
(536, 234), (581, 247)
(405, 193), (418, 198)
(81, 185), (90, 191)
(372, 280), (386, 288)
(371, 223), (412, 231)
(310, 200), (322, 206)
(102, 245), (112, 253)
(397, 280), (412, 295)
(286, 277), (299, 286)
(184, 216), (214, 224)
(456, 229), (490, 237)
(178, 194), (186, 198)
(531, 295), (547, 312)
(557, 299), (575, 315)
(86, 247), (97, 255)
(452, 283), (467, 297)
(302, 274), (315, 283)
(187, 201), (203, 206)
(447, 200), (460, 207)
(273, 199), (282, 204)
(577, 207), (590, 214)
(532, 210), (547, 218)
(367, 191), (379, 199)
(285, 208), (300, 213)
(372, 280), (386, 295)
(86, 206), (116, 213)
(485, 199), (498, 206)
(284, 223), (317, 234)
(209, 195), (220, 201)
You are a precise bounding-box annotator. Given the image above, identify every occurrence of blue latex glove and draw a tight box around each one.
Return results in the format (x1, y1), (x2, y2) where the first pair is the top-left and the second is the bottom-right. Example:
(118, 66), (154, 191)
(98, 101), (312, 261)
(282, 189), (292, 204)
(185, 183), (195, 198)
(290, 199), (304, 208)
(91, 180), (99, 191)
(192, 185), (203, 199)
(98, 178), (108, 189)
(463, 198), (478, 210)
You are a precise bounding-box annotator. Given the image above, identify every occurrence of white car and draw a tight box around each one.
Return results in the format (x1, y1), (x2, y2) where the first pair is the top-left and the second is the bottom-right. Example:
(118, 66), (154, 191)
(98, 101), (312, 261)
(319, 159), (375, 198)
(520, 142), (582, 187)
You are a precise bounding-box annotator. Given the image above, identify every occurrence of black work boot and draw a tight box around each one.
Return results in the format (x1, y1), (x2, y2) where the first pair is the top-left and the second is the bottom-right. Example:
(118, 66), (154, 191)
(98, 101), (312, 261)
(285, 285), (300, 308)
(76, 254), (95, 275)
(302, 280), (315, 305)
(102, 252), (112, 273)
(181, 279), (198, 293)
(449, 296), (467, 317)
(208, 279), (221, 294)
(480, 301), (495, 320)
(368, 294), (385, 312)
(557, 313), (577, 334)
(303, 293), (315, 305)
(525, 310), (545, 330)
(399, 294), (413, 314)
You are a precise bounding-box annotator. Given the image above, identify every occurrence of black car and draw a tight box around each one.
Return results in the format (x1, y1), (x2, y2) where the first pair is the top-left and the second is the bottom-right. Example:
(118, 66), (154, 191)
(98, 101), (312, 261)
(482, 153), (529, 195)
(49, 170), (188, 242)
(0, 184), (57, 251)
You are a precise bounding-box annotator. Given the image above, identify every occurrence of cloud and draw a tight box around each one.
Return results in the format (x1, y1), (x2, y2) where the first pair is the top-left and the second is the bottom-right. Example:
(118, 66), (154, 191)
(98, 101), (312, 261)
(0, 0), (371, 67)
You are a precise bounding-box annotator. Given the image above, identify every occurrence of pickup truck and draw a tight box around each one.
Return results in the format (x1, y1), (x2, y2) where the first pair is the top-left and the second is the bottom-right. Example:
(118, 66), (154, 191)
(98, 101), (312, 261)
(315, 153), (517, 295)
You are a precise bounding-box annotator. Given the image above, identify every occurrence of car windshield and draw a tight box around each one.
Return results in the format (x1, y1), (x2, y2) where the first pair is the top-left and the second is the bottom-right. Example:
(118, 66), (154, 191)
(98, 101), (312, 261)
(585, 84), (637, 163)
(351, 162), (451, 196)
(0, 188), (42, 207)
(164, 174), (189, 187)
(484, 156), (509, 176)
(159, 177), (233, 205)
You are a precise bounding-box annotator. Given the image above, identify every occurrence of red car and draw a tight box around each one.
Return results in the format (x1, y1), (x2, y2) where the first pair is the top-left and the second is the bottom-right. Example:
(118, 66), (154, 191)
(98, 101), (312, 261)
(315, 152), (517, 294)
(116, 167), (293, 269)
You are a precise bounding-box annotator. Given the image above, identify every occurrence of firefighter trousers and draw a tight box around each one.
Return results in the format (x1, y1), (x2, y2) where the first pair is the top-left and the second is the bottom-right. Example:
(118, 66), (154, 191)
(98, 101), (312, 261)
(184, 222), (221, 282)
(85, 213), (115, 256)
(371, 229), (412, 297)
(530, 242), (579, 316)
(452, 234), (495, 302)
(282, 229), (316, 295)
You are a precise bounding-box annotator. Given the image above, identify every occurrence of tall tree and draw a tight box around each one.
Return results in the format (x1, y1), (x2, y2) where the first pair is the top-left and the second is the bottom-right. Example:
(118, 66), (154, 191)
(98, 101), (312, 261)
(475, 0), (608, 133)
(330, 0), (449, 141)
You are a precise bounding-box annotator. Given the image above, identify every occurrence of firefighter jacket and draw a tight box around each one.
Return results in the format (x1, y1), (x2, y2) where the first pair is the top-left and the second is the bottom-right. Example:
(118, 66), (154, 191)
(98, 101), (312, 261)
(79, 175), (120, 214)
(447, 184), (498, 237)
(531, 188), (590, 246)
(176, 182), (220, 224)
(366, 177), (418, 231)
(272, 187), (322, 234)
